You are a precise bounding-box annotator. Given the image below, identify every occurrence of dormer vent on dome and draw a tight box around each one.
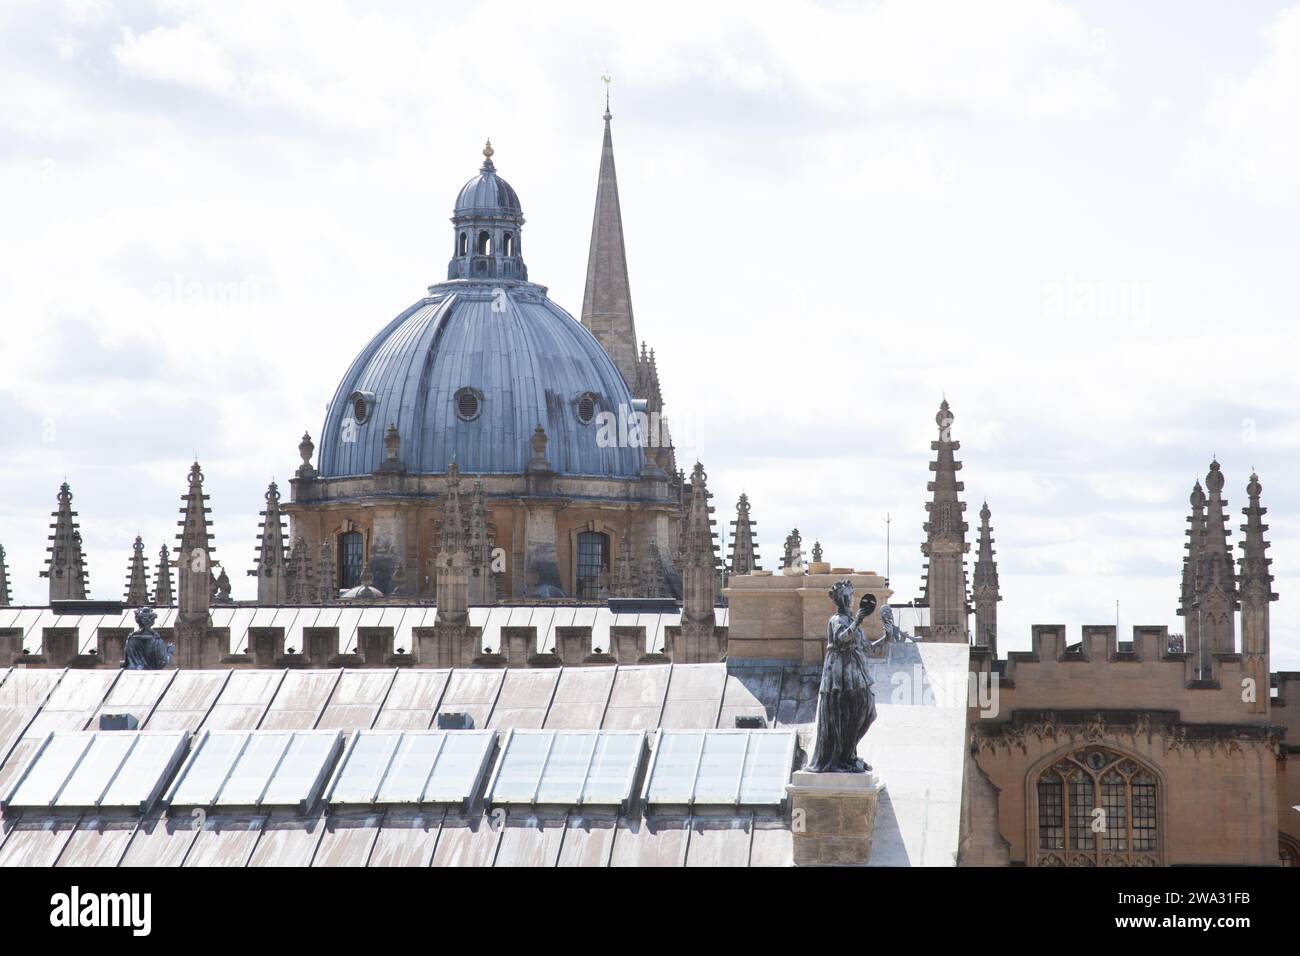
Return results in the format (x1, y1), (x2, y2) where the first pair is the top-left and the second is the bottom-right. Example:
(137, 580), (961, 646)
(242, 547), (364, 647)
(447, 140), (527, 281)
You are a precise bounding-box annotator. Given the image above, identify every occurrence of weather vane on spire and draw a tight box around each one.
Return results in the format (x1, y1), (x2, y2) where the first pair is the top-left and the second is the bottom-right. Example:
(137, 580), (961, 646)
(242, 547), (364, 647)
(602, 72), (612, 117)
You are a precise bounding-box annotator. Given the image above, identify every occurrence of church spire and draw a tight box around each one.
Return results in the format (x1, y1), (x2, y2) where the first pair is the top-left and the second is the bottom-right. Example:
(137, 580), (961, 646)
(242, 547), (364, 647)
(124, 535), (150, 606)
(581, 100), (640, 386)
(921, 399), (970, 642)
(250, 480), (289, 603)
(0, 543), (11, 607)
(972, 501), (1001, 656)
(726, 493), (761, 580)
(42, 481), (89, 601)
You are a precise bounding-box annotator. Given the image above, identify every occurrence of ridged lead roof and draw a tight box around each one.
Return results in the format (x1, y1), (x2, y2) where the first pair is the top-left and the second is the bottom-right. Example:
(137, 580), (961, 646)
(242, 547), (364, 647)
(454, 160), (521, 214)
(317, 282), (645, 479)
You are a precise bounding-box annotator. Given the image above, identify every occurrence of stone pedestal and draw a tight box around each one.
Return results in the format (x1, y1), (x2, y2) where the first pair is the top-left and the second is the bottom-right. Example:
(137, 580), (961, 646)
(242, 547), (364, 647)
(787, 770), (884, 866)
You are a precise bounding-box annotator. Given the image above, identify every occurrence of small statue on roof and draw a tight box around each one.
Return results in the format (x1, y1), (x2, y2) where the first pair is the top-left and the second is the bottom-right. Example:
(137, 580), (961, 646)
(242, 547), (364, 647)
(213, 567), (233, 604)
(124, 606), (173, 670)
(880, 603), (918, 644)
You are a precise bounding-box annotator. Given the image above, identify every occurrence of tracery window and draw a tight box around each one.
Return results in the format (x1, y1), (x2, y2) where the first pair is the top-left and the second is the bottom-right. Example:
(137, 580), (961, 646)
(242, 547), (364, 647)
(1033, 747), (1160, 866)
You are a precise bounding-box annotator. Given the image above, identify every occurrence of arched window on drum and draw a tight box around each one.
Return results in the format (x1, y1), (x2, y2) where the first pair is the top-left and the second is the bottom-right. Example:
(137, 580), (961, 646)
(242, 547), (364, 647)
(575, 531), (610, 600)
(339, 531), (364, 590)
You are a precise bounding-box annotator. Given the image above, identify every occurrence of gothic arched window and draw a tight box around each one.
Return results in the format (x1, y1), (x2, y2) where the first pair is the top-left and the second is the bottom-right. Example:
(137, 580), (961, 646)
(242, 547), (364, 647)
(575, 531), (610, 600)
(339, 531), (364, 590)
(1033, 747), (1160, 866)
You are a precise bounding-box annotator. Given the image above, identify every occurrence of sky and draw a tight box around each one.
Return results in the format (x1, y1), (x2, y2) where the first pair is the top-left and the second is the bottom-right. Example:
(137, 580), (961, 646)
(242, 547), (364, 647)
(1, 0), (1299, 668)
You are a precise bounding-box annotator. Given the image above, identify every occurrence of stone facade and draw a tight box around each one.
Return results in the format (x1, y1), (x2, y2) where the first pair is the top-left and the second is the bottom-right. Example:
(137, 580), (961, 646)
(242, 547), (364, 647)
(967, 614), (1286, 864)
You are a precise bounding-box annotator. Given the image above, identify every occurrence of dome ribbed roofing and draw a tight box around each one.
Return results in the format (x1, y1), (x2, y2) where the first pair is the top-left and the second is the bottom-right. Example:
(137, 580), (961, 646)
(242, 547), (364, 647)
(316, 284), (645, 479)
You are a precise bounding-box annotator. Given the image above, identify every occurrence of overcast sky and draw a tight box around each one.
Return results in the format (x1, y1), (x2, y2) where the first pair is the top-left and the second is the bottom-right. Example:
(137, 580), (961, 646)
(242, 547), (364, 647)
(2, 1), (1299, 668)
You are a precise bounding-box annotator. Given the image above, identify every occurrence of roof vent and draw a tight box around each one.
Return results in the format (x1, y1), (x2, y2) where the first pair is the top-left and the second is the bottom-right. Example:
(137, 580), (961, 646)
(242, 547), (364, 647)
(437, 712), (474, 730)
(734, 715), (766, 729)
(349, 390), (376, 425)
(455, 387), (482, 422)
(99, 713), (140, 731)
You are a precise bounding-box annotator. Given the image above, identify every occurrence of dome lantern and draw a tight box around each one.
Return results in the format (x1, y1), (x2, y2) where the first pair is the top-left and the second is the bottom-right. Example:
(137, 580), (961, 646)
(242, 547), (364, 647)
(447, 140), (527, 281)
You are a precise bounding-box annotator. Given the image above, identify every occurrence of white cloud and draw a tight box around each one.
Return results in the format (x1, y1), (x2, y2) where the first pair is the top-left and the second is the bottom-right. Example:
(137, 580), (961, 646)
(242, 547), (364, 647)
(113, 21), (237, 98)
(1184, 5), (1300, 204)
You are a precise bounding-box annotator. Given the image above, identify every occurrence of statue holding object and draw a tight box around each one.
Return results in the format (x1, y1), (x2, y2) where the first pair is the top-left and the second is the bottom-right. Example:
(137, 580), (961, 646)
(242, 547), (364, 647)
(808, 580), (884, 773)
